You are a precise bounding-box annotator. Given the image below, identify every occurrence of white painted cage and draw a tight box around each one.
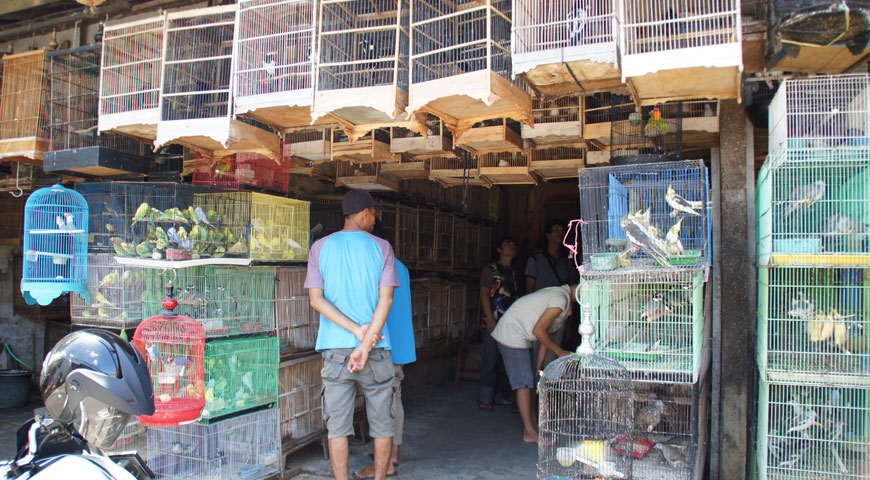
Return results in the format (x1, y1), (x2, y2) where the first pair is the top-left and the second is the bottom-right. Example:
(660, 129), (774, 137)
(768, 74), (870, 152)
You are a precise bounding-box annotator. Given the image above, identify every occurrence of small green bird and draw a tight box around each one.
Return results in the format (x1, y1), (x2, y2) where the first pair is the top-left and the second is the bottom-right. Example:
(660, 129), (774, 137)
(106, 223), (116, 234)
(135, 242), (152, 257)
(95, 291), (115, 307)
(99, 270), (120, 287)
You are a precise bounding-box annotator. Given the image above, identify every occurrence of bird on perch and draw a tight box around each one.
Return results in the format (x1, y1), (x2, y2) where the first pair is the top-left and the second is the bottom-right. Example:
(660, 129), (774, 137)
(782, 180), (825, 220)
(666, 185), (704, 217)
(635, 399), (665, 433)
(644, 107), (670, 136)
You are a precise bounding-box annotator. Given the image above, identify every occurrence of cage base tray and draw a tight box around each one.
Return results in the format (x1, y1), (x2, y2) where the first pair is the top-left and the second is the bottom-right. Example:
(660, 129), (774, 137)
(43, 147), (149, 177)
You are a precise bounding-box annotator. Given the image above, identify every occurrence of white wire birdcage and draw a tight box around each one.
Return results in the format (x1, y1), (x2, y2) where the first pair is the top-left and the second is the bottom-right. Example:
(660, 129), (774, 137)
(768, 74), (870, 152)
(234, 0), (317, 130)
(758, 266), (870, 386)
(99, 14), (165, 139)
(147, 406), (281, 480)
(104, 416), (148, 458)
(511, 0), (619, 85)
(70, 254), (144, 331)
(756, 147), (870, 268)
(757, 380), (870, 480)
(279, 353), (325, 448)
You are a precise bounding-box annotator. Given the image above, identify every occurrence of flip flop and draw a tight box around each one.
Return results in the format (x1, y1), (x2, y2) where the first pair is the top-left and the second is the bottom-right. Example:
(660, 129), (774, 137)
(478, 402), (493, 411)
(353, 465), (397, 479)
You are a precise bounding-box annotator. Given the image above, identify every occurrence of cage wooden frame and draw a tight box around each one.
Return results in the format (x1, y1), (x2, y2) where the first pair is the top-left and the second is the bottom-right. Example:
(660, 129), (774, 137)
(522, 95), (584, 147)
(479, 150), (535, 185)
(529, 145), (586, 180)
(279, 353), (325, 453)
(428, 154), (490, 187)
(286, 127), (332, 162)
(334, 160), (401, 191)
(275, 266), (319, 356)
(454, 116), (523, 154)
(331, 127), (395, 163)
(0, 49), (49, 164)
(389, 113), (454, 158)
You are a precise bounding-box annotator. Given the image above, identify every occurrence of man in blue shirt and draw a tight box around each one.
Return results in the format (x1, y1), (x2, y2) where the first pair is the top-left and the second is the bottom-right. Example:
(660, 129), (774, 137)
(354, 219), (416, 479)
(305, 190), (399, 480)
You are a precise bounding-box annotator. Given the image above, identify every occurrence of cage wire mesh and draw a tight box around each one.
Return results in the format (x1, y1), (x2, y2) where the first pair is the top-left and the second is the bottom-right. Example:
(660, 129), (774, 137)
(309, 197), (344, 242)
(0, 50), (48, 142)
(428, 279), (449, 342)
(756, 147), (870, 267)
(377, 200), (398, 247)
(579, 267), (708, 384)
(191, 151), (290, 193)
(411, 279), (429, 348)
(70, 254), (144, 331)
(104, 417), (148, 457)
(396, 204), (418, 265)
(758, 266), (870, 384)
(538, 312), (635, 479)
(285, 128), (332, 161)
(768, 73), (870, 152)
(279, 353), (325, 447)
(161, 6), (236, 122)
(275, 266), (318, 355)
(757, 380), (870, 480)
(448, 281), (467, 342)
(531, 95), (582, 125)
(99, 16), (165, 131)
(435, 210), (454, 266)
(201, 336), (279, 420)
(417, 207), (436, 267)
(619, 0), (741, 56)
(147, 406), (281, 480)
(234, 0), (316, 111)
(317, 0), (410, 91)
(610, 102), (683, 164)
(512, 0), (617, 64)
(410, 0), (515, 83)
(578, 160), (711, 272)
(453, 216), (469, 270)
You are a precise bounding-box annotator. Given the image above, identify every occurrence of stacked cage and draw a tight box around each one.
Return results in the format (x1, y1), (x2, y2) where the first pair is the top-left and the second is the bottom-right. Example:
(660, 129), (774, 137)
(576, 159), (712, 479)
(191, 151), (290, 193)
(44, 45), (150, 176)
(756, 74), (870, 480)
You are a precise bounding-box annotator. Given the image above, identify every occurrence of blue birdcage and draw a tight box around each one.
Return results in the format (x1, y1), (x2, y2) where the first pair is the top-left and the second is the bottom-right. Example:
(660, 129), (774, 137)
(21, 184), (89, 305)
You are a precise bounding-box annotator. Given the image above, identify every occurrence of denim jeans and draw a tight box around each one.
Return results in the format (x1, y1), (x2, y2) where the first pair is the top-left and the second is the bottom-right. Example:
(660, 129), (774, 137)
(478, 328), (510, 405)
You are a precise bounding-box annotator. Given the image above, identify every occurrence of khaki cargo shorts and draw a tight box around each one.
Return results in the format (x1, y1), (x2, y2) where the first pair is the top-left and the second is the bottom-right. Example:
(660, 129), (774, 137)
(321, 348), (395, 439)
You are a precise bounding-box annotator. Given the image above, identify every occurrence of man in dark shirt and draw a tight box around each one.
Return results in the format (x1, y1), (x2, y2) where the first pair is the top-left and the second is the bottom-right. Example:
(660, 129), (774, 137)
(525, 220), (577, 292)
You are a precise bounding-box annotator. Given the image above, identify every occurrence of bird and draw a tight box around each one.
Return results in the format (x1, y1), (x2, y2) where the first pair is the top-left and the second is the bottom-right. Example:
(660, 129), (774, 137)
(145, 342), (165, 364)
(566, 2), (588, 46)
(665, 217), (684, 255)
(62, 213), (75, 230)
(654, 443), (687, 466)
(99, 270), (120, 287)
(635, 399), (665, 432)
(105, 222), (116, 234)
(55, 215), (66, 230)
(644, 107), (671, 136)
(95, 291), (115, 308)
(787, 405), (822, 434)
(621, 215), (672, 267)
(782, 180), (825, 220)
(787, 292), (815, 319)
(262, 52), (277, 77)
(194, 207), (214, 227)
(640, 292), (671, 321)
(170, 441), (195, 455)
(177, 285), (206, 305)
(359, 36), (376, 60)
(823, 214), (867, 238)
(666, 185), (703, 217)
(131, 202), (153, 226)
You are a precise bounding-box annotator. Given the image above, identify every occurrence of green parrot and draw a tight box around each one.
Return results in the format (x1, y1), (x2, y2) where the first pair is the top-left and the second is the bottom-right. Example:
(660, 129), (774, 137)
(154, 227), (170, 245)
(135, 242), (152, 257)
(111, 237), (127, 256)
(99, 270), (120, 287)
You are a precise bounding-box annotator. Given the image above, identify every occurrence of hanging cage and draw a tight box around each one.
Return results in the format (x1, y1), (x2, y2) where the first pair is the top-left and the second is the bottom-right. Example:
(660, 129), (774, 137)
(0, 49), (49, 164)
(21, 184), (89, 306)
(610, 102), (683, 165)
(191, 150), (291, 193)
(133, 285), (206, 427)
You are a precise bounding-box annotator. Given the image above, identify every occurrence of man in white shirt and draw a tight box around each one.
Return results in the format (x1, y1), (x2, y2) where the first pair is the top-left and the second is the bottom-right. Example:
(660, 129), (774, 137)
(491, 284), (579, 443)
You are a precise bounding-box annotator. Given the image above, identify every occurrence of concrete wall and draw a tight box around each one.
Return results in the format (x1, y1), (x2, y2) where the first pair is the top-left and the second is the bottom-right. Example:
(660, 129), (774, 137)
(0, 246), (47, 375)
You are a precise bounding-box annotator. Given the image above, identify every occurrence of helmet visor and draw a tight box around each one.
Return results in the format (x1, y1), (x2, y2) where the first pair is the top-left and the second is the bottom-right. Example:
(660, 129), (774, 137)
(76, 397), (132, 449)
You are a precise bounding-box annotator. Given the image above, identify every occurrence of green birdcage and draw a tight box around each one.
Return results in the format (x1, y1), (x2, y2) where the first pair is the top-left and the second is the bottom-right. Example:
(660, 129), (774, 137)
(142, 266), (276, 338)
(756, 379), (870, 480)
(757, 267), (870, 385)
(757, 147), (870, 268)
(202, 336), (279, 420)
(580, 266), (708, 384)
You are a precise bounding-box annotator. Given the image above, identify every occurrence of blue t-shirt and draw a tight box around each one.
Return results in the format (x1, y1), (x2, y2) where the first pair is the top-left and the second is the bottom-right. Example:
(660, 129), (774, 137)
(387, 259), (416, 365)
(304, 229), (400, 351)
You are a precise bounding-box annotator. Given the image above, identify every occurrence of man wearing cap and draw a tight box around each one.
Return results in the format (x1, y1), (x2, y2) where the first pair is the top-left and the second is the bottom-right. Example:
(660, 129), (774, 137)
(305, 189), (399, 480)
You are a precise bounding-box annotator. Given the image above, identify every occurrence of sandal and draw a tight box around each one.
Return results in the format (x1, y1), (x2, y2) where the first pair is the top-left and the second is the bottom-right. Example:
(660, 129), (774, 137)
(478, 402), (493, 411)
(353, 465), (397, 479)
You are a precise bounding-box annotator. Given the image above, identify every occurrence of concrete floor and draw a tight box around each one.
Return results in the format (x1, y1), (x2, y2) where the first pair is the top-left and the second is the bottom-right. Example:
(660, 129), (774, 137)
(285, 381), (537, 480)
(0, 401), (41, 461)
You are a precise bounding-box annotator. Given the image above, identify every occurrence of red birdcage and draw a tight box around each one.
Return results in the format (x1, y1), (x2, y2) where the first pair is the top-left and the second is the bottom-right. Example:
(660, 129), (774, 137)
(133, 281), (206, 427)
(191, 146), (290, 193)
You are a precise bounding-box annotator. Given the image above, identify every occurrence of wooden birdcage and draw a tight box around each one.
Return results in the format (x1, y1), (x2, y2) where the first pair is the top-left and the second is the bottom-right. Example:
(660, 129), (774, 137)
(0, 50), (48, 164)
(407, 0), (532, 139)
(275, 266), (319, 356)
(618, 0), (742, 105)
(331, 128), (394, 163)
(155, 5), (282, 162)
(523, 96), (584, 147)
(279, 353), (325, 453)
(582, 92), (633, 149)
(479, 150), (535, 185)
(233, 0), (319, 131)
(429, 154), (489, 187)
(411, 278), (429, 348)
(530, 146), (585, 180)
(390, 114), (453, 157)
(381, 154), (430, 179)
(417, 207), (437, 267)
(285, 128), (331, 162)
(396, 204), (418, 265)
(312, 0), (412, 140)
(434, 209), (454, 269)
(335, 160), (400, 191)
(512, 0), (622, 96)
(454, 117), (523, 154)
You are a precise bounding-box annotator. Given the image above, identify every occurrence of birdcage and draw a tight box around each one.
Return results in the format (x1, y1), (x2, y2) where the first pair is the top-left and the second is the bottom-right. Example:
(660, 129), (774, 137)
(772, 2), (870, 73)
(757, 147), (870, 267)
(411, 279), (429, 348)
(279, 353), (325, 450)
(147, 406), (280, 480)
(630, 380), (710, 480)
(331, 128), (394, 163)
(523, 96), (584, 146)
(448, 281), (467, 343)
(142, 266), (276, 338)
(234, 0), (318, 131)
(479, 225), (493, 262)
(428, 279), (449, 342)
(530, 146), (586, 180)
(0, 50), (48, 164)
(757, 266), (870, 385)
(610, 103), (683, 164)
(511, 0), (621, 96)
(453, 216), (469, 271)
(155, 5), (282, 162)
(618, 0), (742, 104)
(390, 114), (453, 158)
(487, 187), (500, 221)
(408, 0), (532, 138)
(285, 128), (331, 162)
(768, 74), (870, 152)
(480, 150), (536, 184)
(757, 379), (870, 480)
(417, 207), (437, 267)
(70, 254), (144, 330)
(455, 117), (523, 154)
(396, 204), (418, 265)
(275, 266), (318, 355)
(191, 151), (290, 193)
(538, 307), (635, 480)
(335, 160), (401, 191)
(376, 200), (398, 246)
(21, 184), (89, 306)
(579, 267), (708, 384)
(465, 221), (481, 270)
(201, 336), (279, 420)
(309, 197), (344, 242)
(429, 154), (488, 187)
(434, 210), (454, 269)
(312, 0), (411, 136)
(381, 155), (430, 180)
(99, 14), (165, 140)
(104, 417), (148, 457)
(133, 293), (206, 427)
(76, 182), (310, 262)
(43, 45), (150, 176)
(578, 159), (711, 271)
(465, 278), (480, 342)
